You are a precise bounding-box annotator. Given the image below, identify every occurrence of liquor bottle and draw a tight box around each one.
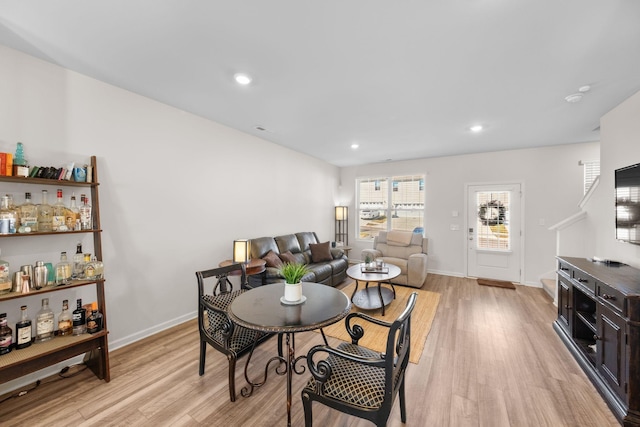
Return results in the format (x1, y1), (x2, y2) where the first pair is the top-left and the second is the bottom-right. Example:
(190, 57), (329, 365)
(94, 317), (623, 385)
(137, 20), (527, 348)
(37, 189), (53, 232)
(52, 189), (67, 231)
(0, 250), (10, 295)
(72, 299), (86, 335)
(18, 192), (38, 233)
(93, 256), (104, 279)
(0, 313), (13, 355)
(35, 298), (55, 342)
(6, 194), (19, 231)
(55, 251), (72, 285)
(79, 194), (92, 230)
(12, 142), (29, 177)
(57, 299), (72, 336)
(0, 195), (17, 234)
(72, 242), (84, 279)
(86, 303), (103, 334)
(83, 253), (95, 279)
(15, 305), (32, 349)
(65, 193), (80, 231)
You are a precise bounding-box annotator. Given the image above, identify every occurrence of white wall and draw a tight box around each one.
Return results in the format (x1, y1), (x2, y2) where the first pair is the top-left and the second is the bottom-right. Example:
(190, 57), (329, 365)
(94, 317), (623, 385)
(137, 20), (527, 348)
(0, 45), (338, 391)
(588, 89), (640, 267)
(339, 142), (600, 285)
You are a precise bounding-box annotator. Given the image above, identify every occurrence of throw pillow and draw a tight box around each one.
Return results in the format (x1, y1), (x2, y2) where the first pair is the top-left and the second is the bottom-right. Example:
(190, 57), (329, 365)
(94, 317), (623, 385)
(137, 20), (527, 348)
(309, 241), (333, 263)
(262, 250), (283, 268)
(278, 250), (297, 264)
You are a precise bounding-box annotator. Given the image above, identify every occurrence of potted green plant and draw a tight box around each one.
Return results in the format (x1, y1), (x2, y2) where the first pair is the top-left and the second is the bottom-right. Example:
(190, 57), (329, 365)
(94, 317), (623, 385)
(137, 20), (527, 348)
(364, 254), (375, 271)
(279, 262), (310, 302)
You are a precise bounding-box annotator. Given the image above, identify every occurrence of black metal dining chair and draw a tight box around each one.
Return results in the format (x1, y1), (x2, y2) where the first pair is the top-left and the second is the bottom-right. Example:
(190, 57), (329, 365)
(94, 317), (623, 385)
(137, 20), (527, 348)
(196, 263), (277, 402)
(301, 292), (418, 426)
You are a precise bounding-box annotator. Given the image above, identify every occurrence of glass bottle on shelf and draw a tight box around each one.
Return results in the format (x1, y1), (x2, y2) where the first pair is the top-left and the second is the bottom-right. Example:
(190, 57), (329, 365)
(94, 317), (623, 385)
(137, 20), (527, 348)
(52, 189), (67, 231)
(12, 142), (29, 177)
(72, 299), (86, 335)
(0, 195), (17, 234)
(57, 299), (72, 336)
(83, 253), (95, 279)
(72, 242), (85, 279)
(37, 189), (54, 232)
(0, 313), (13, 355)
(79, 194), (92, 230)
(55, 251), (72, 285)
(86, 303), (102, 334)
(93, 256), (104, 279)
(0, 250), (10, 295)
(6, 194), (19, 231)
(35, 298), (55, 342)
(18, 192), (38, 233)
(15, 305), (32, 349)
(65, 193), (80, 231)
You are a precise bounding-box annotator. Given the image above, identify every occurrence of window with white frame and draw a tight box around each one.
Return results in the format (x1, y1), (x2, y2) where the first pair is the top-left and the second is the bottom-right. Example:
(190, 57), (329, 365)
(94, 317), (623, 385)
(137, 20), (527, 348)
(583, 160), (600, 194)
(357, 175), (425, 240)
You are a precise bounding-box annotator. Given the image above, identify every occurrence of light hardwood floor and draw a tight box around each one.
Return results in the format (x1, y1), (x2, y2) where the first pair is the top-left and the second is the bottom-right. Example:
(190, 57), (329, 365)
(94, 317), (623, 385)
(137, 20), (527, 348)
(0, 274), (620, 426)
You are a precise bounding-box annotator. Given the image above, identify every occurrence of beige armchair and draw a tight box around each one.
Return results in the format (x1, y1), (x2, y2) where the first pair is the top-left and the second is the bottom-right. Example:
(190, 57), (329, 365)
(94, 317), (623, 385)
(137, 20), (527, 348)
(361, 230), (428, 288)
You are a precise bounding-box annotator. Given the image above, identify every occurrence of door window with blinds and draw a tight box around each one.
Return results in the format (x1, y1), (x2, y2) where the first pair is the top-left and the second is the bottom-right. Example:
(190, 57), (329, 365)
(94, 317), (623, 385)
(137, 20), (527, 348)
(475, 191), (510, 250)
(357, 175), (425, 240)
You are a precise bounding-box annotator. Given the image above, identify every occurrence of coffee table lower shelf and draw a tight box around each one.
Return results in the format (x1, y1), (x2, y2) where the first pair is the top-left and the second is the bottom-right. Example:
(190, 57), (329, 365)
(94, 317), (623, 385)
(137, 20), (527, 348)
(352, 286), (394, 311)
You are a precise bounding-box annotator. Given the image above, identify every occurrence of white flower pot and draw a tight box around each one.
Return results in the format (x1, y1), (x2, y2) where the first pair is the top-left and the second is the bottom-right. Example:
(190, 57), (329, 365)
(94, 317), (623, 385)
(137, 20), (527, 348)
(284, 282), (302, 302)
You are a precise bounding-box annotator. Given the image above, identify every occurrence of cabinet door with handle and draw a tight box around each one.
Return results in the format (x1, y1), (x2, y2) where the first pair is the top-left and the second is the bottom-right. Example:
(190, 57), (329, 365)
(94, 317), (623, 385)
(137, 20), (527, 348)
(557, 275), (572, 333)
(596, 302), (627, 403)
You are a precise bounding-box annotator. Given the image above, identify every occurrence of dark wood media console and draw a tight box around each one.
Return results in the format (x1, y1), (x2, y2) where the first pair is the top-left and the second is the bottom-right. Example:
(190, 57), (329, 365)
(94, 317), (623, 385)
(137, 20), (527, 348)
(554, 256), (640, 426)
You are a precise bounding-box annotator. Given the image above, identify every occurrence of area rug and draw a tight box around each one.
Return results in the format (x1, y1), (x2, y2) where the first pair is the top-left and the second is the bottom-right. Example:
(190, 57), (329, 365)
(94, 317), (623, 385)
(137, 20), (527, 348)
(477, 278), (516, 289)
(320, 282), (440, 364)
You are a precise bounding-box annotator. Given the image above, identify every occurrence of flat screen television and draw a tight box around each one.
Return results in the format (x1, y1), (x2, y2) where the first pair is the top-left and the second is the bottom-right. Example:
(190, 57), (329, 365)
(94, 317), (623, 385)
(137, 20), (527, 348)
(615, 162), (640, 244)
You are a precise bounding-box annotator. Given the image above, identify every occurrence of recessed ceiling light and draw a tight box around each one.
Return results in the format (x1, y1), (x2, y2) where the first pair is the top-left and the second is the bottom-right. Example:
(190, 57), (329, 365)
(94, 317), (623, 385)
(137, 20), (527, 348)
(565, 93), (583, 103)
(351, 144), (359, 149)
(234, 73), (252, 85)
(469, 125), (483, 133)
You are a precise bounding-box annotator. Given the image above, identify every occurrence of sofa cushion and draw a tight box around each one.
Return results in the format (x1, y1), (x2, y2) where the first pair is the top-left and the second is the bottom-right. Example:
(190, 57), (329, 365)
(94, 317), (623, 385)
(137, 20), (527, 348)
(309, 241), (333, 263)
(250, 236), (279, 259)
(279, 251), (297, 264)
(262, 250), (283, 268)
(307, 263), (332, 283)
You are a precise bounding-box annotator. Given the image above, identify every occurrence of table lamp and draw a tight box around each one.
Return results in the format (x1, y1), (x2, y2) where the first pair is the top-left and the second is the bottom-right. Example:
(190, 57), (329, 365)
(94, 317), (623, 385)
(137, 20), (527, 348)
(233, 239), (251, 264)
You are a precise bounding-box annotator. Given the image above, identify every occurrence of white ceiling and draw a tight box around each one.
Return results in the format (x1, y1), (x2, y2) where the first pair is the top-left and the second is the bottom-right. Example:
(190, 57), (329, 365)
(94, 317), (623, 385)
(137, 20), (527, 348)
(1, 1), (639, 167)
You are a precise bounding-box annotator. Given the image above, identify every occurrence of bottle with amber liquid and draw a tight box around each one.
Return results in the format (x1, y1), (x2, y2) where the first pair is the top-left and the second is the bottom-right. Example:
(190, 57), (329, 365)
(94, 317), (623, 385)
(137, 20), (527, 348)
(0, 313), (13, 355)
(86, 303), (103, 334)
(65, 193), (80, 231)
(15, 305), (32, 349)
(18, 192), (38, 233)
(57, 299), (72, 336)
(52, 189), (67, 231)
(37, 190), (53, 232)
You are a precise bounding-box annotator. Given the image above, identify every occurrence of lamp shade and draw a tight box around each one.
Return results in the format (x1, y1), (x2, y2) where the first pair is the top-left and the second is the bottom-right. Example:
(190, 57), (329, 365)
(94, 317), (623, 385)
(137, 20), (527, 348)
(233, 239), (250, 263)
(335, 206), (348, 221)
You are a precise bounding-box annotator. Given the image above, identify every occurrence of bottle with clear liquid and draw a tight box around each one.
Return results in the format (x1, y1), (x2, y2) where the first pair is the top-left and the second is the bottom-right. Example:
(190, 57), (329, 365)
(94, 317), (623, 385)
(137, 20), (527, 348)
(35, 298), (55, 342)
(79, 194), (92, 230)
(18, 192), (38, 233)
(72, 299), (86, 335)
(37, 189), (53, 232)
(0, 313), (13, 355)
(83, 253), (95, 279)
(57, 299), (72, 336)
(72, 242), (85, 279)
(55, 251), (72, 285)
(15, 305), (32, 349)
(52, 189), (67, 231)
(0, 195), (17, 234)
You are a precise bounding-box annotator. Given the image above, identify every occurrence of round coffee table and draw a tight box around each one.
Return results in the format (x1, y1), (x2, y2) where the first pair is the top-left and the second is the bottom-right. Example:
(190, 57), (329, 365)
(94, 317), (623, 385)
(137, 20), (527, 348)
(346, 263), (401, 316)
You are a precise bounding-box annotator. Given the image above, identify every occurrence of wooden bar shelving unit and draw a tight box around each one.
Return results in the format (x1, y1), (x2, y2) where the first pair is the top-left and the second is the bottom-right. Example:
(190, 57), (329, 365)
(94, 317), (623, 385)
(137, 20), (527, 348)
(0, 156), (110, 384)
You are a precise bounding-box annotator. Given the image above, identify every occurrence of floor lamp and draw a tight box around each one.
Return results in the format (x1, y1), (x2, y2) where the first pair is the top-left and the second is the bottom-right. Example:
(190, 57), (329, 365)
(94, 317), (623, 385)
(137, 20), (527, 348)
(335, 206), (348, 246)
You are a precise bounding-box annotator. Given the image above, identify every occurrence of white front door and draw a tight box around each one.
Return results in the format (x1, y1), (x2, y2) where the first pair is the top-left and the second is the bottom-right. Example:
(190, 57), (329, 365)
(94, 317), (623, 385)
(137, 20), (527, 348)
(466, 183), (522, 282)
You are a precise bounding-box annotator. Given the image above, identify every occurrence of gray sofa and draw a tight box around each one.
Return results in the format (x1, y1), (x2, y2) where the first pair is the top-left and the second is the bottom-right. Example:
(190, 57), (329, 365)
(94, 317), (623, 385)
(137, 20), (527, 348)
(248, 231), (348, 287)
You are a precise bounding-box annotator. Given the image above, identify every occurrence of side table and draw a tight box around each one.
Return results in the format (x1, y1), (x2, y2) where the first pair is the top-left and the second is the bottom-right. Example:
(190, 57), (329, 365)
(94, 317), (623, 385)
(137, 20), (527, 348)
(217, 259), (267, 291)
